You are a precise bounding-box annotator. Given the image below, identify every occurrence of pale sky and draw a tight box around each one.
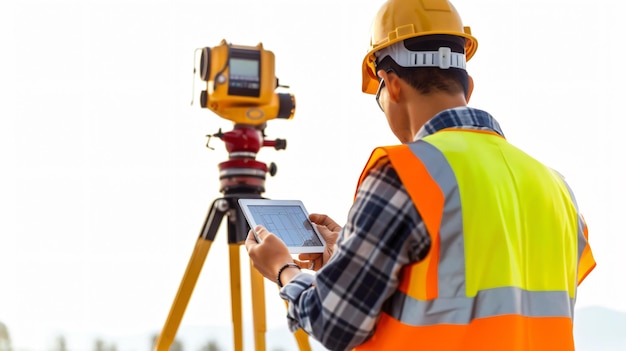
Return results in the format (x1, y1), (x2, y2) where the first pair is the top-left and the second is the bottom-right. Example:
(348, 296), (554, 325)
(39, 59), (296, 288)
(1, 0), (625, 350)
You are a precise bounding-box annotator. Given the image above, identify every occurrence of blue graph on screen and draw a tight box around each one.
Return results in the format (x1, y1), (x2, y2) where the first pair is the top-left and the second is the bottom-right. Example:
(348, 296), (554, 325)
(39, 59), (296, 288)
(248, 205), (322, 246)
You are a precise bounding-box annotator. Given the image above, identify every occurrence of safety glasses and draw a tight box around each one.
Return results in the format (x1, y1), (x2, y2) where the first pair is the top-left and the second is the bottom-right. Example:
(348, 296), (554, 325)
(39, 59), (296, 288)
(375, 78), (386, 112)
(375, 69), (395, 112)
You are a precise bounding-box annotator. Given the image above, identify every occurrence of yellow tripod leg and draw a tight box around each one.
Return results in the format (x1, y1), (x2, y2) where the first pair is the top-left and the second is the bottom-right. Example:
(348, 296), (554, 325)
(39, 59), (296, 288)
(293, 328), (312, 351)
(229, 244), (244, 351)
(250, 259), (267, 351)
(154, 238), (212, 351)
(282, 300), (312, 351)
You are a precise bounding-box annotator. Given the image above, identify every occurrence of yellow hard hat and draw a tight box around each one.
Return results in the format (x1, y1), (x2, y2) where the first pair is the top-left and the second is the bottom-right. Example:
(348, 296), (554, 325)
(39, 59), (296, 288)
(362, 0), (478, 94)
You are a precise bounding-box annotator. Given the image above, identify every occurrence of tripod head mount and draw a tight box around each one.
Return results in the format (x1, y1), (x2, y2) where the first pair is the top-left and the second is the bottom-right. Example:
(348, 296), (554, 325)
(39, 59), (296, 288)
(209, 124), (286, 195)
(212, 124), (286, 154)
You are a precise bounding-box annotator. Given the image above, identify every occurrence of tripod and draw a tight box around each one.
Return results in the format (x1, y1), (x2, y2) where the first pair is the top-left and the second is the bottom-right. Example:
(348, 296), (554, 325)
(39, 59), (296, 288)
(154, 125), (311, 351)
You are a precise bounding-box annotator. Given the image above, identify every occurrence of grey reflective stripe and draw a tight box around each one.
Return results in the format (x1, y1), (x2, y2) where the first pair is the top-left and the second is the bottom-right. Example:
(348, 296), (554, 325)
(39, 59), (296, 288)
(407, 141), (466, 297)
(386, 286), (575, 326)
(557, 173), (589, 271)
(577, 216), (587, 261)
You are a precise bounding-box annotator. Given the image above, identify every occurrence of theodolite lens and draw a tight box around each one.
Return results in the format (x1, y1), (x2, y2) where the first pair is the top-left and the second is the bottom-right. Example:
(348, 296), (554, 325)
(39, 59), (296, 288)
(199, 47), (211, 82)
(276, 93), (295, 119)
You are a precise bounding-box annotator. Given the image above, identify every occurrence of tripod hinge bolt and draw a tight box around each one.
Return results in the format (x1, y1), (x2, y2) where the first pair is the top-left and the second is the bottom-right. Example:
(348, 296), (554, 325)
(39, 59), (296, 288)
(216, 199), (229, 212)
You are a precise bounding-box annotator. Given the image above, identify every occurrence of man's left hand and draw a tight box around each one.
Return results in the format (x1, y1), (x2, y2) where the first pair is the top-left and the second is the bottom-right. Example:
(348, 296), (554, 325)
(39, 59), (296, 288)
(245, 225), (296, 283)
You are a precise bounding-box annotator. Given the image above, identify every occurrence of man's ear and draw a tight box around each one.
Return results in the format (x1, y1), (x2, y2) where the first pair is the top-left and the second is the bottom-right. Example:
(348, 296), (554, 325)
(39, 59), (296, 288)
(385, 72), (402, 103)
(466, 75), (474, 103)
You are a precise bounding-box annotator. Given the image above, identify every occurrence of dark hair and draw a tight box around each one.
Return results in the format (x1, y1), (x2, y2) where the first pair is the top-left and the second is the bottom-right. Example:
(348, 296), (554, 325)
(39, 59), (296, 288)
(375, 35), (469, 97)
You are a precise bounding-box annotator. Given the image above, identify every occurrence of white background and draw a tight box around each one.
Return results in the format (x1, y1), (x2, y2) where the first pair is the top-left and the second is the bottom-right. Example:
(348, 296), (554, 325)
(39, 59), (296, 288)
(1, 0), (625, 349)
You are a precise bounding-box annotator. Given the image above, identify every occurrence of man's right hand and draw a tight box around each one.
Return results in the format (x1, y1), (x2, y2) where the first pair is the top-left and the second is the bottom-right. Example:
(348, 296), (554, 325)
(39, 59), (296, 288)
(296, 213), (341, 271)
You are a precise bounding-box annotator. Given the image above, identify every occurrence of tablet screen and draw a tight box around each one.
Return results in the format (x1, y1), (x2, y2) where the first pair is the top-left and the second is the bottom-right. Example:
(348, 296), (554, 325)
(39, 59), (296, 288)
(246, 205), (323, 247)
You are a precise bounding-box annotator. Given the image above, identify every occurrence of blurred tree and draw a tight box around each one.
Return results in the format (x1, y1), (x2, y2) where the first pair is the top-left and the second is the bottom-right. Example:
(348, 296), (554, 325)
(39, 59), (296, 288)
(151, 333), (183, 351)
(94, 338), (118, 351)
(198, 339), (221, 351)
(50, 335), (67, 351)
(171, 341), (183, 351)
(0, 322), (12, 351)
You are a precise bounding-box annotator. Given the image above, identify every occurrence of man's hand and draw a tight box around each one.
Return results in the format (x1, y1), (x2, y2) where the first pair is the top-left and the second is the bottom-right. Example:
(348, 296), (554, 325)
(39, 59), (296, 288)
(245, 225), (297, 284)
(295, 213), (341, 271)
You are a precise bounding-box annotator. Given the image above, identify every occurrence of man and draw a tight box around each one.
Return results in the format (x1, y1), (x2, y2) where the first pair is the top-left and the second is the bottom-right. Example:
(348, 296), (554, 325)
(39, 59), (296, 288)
(245, 0), (596, 350)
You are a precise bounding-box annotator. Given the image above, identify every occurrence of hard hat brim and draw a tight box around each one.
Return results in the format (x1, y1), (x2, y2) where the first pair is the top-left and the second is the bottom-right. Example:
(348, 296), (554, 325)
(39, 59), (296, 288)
(361, 32), (478, 94)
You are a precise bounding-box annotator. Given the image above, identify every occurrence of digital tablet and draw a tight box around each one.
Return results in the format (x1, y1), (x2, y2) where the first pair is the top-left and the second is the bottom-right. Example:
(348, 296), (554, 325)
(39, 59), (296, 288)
(238, 199), (326, 254)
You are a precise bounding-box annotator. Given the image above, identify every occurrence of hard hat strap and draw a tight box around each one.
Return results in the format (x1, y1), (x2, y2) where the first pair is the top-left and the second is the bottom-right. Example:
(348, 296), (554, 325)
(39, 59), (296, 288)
(376, 45), (466, 70)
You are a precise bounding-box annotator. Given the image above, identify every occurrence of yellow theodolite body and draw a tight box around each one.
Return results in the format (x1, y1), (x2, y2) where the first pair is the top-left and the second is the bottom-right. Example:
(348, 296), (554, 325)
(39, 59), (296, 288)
(199, 40), (295, 125)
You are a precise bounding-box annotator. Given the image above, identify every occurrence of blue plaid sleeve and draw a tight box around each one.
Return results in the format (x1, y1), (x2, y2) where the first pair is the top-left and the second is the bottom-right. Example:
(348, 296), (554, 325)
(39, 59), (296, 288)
(279, 161), (431, 350)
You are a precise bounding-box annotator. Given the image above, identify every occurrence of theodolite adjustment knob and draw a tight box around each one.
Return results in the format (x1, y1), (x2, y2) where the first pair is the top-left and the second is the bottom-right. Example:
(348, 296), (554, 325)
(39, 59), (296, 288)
(268, 162), (278, 177)
(274, 139), (287, 150)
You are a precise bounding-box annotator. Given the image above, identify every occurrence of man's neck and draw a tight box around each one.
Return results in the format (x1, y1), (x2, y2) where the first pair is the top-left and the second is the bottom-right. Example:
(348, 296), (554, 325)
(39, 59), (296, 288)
(407, 92), (468, 138)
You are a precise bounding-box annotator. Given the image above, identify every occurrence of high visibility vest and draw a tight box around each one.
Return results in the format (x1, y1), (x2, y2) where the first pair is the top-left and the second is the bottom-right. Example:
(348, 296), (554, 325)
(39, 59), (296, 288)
(354, 129), (596, 351)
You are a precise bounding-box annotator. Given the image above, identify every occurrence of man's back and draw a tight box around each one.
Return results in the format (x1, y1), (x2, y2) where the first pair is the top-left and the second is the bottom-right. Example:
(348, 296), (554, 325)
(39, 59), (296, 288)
(355, 123), (593, 350)
(429, 129), (581, 297)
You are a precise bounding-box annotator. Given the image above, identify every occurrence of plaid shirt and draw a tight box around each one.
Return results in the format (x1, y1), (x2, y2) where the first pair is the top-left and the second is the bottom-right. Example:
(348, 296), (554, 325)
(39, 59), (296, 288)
(280, 107), (505, 350)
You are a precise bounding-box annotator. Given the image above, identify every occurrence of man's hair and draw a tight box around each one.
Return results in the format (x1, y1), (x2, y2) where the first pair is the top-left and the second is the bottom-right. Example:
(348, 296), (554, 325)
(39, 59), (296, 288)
(375, 35), (469, 97)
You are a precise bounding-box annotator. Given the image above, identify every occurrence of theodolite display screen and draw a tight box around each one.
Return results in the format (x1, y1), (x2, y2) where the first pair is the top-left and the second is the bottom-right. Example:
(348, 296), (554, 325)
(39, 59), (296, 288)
(228, 50), (261, 97)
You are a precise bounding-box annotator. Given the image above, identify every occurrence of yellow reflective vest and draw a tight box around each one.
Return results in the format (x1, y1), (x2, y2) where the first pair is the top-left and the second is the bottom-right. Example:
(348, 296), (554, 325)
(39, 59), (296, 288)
(354, 128), (596, 351)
